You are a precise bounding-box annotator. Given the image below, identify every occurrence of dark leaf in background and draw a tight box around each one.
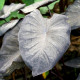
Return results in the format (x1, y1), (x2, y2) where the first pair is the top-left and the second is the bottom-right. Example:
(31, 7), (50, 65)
(65, 57), (80, 68)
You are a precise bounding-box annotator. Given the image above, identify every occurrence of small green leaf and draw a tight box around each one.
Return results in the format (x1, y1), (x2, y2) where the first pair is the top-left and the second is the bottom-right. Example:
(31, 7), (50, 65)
(0, 0), (5, 10)
(39, 0), (60, 14)
(0, 11), (25, 26)
(22, 0), (34, 6)
(22, 0), (60, 14)
(48, 0), (60, 10)
(34, 0), (42, 2)
(42, 71), (49, 79)
(11, 11), (25, 19)
(39, 7), (48, 14)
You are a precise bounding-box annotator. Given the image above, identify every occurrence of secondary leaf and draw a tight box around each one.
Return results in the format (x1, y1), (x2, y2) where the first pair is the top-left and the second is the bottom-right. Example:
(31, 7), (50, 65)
(0, 19), (19, 36)
(65, 0), (80, 30)
(0, 21), (23, 74)
(65, 57), (80, 68)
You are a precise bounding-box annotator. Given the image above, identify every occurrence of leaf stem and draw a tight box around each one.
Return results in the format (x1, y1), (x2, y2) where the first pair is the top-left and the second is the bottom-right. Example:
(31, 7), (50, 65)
(47, 6), (52, 17)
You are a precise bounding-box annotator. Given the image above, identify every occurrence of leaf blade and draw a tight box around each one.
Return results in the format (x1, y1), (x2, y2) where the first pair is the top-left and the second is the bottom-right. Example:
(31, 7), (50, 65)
(0, 0), (5, 10)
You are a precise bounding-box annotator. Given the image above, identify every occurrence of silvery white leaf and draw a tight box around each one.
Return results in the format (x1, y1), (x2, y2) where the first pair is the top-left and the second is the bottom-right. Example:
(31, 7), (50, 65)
(3, 3), (25, 14)
(66, 0), (80, 13)
(0, 19), (19, 36)
(21, 0), (56, 13)
(65, 0), (80, 30)
(18, 9), (71, 76)
(0, 13), (10, 19)
(0, 3), (25, 18)
(77, 73), (80, 80)
(13, 54), (23, 62)
(65, 57), (80, 68)
(0, 21), (23, 74)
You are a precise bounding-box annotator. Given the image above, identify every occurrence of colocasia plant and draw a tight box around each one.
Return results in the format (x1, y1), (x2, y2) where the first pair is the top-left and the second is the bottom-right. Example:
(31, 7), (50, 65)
(18, 9), (71, 76)
(0, 0), (80, 79)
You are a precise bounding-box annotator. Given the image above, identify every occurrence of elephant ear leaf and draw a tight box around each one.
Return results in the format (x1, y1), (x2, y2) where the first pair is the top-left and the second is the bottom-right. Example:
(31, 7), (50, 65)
(0, 19), (19, 36)
(0, 21), (23, 74)
(0, 0), (5, 10)
(0, 3), (25, 18)
(65, 0), (80, 30)
(18, 9), (71, 76)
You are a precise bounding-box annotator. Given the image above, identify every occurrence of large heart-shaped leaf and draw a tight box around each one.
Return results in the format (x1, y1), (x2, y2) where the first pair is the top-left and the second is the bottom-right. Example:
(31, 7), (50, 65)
(18, 9), (71, 76)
